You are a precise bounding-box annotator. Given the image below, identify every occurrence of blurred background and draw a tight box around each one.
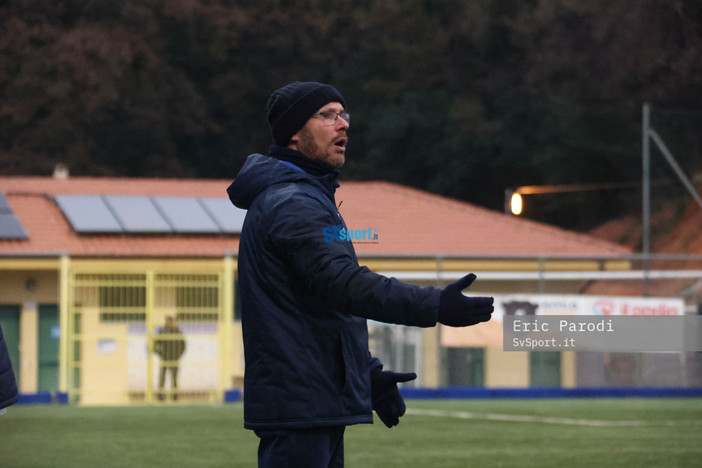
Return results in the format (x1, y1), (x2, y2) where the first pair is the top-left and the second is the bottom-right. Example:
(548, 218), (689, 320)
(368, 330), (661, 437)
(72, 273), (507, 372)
(2, 0), (700, 233)
(1, 0), (701, 408)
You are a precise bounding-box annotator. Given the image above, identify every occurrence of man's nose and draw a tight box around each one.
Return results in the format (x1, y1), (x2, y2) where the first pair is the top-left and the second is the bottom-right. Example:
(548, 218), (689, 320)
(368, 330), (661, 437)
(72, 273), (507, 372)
(336, 117), (349, 130)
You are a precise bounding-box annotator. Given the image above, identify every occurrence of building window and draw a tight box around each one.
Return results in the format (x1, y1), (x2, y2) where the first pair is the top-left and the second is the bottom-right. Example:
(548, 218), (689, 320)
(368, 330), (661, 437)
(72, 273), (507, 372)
(175, 286), (219, 322)
(98, 284), (146, 323)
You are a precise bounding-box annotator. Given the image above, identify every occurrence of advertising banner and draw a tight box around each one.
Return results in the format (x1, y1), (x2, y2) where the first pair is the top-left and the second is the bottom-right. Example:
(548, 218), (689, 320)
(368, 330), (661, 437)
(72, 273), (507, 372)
(441, 294), (690, 350)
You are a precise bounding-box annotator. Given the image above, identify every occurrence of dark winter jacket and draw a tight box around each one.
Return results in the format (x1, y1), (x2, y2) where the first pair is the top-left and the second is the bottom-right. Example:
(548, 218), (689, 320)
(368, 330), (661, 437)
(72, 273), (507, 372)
(227, 148), (440, 430)
(0, 325), (19, 410)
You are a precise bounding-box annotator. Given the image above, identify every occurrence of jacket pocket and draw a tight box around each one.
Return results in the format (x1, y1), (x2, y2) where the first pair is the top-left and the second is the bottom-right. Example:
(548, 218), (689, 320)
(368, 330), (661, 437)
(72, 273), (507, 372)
(338, 325), (371, 411)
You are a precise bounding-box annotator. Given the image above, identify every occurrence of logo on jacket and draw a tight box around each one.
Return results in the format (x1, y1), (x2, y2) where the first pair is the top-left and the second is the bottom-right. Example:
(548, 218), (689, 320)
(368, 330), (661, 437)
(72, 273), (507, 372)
(322, 224), (380, 244)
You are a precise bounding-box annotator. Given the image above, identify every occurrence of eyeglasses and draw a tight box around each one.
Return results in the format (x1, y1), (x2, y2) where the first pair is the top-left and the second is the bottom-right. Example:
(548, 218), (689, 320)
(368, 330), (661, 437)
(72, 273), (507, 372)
(313, 110), (350, 125)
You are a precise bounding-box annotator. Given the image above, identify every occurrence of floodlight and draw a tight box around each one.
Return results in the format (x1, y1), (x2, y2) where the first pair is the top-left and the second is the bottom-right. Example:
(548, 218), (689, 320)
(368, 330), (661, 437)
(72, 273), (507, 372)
(510, 192), (523, 215)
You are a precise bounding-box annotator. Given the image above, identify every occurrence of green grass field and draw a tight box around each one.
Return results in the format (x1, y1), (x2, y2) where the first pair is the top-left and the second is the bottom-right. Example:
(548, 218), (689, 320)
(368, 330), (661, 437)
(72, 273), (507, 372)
(1, 398), (701, 467)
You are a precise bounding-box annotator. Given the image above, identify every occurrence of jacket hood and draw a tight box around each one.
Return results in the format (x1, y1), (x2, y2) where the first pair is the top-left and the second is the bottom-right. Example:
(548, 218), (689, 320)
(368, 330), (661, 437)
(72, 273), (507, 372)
(227, 153), (339, 210)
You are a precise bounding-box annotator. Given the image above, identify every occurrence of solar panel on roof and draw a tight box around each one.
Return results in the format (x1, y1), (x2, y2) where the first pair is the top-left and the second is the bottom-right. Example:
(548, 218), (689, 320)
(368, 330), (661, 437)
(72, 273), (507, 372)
(0, 192), (12, 212)
(54, 194), (243, 235)
(153, 196), (220, 233)
(0, 213), (28, 239)
(104, 196), (172, 233)
(55, 195), (123, 232)
(0, 191), (29, 240)
(200, 198), (246, 234)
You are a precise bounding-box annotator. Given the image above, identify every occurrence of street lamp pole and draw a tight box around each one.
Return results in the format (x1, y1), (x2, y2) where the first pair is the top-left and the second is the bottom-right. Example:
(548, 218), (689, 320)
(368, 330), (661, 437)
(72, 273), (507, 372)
(642, 102), (651, 296)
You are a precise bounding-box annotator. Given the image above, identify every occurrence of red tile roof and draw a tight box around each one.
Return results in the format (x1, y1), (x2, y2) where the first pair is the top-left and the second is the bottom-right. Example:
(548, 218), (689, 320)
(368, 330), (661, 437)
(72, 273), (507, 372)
(336, 181), (629, 257)
(0, 176), (630, 258)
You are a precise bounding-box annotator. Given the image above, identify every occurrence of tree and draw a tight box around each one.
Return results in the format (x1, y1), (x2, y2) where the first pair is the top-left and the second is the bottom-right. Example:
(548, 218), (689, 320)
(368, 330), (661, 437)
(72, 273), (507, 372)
(1, 0), (700, 231)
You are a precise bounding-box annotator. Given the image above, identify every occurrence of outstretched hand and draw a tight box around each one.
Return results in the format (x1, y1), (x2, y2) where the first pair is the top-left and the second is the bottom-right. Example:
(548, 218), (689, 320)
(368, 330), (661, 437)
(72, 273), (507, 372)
(438, 273), (494, 327)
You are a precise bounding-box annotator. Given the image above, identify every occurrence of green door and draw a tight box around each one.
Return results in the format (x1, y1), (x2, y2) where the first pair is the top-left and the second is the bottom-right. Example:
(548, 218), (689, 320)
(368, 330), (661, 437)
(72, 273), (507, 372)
(530, 351), (561, 387)
(0, 305), (21, 385)
(38, 305), (60, 392)
(445, 347), (485, 387)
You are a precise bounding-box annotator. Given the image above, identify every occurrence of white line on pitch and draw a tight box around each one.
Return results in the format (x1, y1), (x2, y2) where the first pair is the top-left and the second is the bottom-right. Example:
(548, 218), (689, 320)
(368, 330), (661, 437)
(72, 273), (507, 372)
(405, 408), (654, 427)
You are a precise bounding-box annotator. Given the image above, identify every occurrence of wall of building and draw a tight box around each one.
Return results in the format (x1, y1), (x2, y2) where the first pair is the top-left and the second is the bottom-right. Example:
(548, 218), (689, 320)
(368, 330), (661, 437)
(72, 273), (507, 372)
(485, 348), (530, 387)
(0, 269), (59, 394)
(3, 255), (688, 405)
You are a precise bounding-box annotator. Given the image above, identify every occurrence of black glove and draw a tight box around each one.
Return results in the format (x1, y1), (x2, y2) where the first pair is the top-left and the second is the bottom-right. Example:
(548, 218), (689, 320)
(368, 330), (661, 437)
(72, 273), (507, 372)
(370, 368), (416, 428)
(438, 273), (494, 327)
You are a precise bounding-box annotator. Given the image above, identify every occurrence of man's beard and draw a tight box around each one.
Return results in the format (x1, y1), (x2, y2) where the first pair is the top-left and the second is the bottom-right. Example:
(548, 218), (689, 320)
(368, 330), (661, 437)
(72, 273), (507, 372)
(297, 127), (344, 169)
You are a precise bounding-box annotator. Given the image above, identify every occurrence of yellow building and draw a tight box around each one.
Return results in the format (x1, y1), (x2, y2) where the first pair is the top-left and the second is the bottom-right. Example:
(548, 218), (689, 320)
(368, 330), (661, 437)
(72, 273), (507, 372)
(0, 175), (632, 405)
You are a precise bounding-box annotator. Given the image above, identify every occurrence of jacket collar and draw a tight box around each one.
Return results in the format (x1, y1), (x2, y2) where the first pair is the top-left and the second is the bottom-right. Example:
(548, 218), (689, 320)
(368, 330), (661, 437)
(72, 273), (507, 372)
(269, 145), (340, 179)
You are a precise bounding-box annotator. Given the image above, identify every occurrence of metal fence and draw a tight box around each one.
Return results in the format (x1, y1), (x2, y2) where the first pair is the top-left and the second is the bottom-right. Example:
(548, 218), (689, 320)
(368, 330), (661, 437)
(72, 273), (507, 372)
(60, 255), (701, 404)
(67, 271), (230, 405)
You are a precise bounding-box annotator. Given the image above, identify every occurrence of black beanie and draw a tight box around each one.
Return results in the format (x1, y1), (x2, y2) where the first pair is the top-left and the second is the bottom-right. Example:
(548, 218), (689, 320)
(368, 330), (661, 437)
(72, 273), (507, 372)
(266, 81), (346, 146)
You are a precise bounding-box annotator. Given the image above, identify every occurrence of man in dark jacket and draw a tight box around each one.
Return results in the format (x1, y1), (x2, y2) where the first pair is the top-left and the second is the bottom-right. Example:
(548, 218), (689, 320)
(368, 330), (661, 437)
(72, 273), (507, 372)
(154, 316), (186, 401)
(0, 324), (19, 413)
(227, 81), (494, 468)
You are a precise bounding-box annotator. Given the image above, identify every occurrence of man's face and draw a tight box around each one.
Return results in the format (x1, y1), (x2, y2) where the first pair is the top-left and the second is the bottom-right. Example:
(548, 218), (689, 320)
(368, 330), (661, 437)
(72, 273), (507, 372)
(290, 102), (349, 169)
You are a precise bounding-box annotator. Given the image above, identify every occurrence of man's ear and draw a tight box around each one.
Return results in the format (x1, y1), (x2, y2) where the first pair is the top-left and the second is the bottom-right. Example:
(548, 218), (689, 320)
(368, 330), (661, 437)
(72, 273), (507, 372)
(288, 131), (300, 150)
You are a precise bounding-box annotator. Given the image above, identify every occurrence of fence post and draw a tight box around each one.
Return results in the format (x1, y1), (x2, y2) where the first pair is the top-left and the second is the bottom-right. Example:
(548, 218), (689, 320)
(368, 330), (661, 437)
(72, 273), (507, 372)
(58, 254), (70, 394)
(145, 271), (155, 404)
(221, 254), (234, 401)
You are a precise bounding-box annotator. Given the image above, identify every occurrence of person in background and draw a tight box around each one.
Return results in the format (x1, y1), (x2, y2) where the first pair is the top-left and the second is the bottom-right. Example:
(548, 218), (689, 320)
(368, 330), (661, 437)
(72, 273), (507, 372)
(154, 316), (186, 401)
(227, 81), (494, 468)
